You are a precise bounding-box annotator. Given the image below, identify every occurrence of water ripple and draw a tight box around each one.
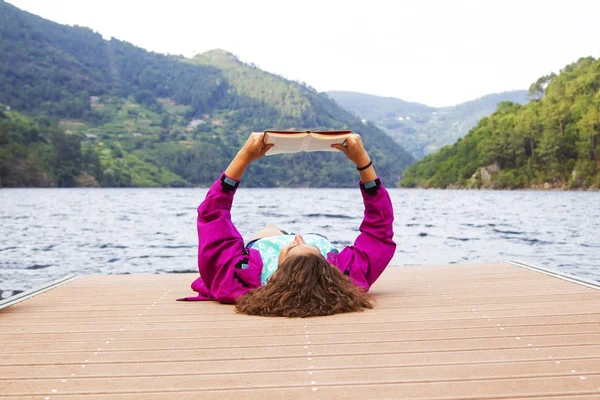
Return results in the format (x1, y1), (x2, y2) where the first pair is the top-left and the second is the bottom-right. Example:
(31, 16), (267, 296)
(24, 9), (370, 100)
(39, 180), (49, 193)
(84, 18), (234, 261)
(304, 213), (354, 219)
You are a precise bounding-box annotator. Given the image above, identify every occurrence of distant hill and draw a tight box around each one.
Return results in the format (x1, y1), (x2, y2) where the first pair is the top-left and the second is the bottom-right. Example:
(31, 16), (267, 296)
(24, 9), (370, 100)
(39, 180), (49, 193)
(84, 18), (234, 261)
(0, 1), (414, 188)
(400, 57), (600, 190)
(328, 90), (529, 159)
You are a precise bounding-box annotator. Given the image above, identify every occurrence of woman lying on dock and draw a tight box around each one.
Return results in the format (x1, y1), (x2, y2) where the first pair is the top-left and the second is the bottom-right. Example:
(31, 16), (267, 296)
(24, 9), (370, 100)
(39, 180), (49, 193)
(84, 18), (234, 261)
(180, 132), (396, 317)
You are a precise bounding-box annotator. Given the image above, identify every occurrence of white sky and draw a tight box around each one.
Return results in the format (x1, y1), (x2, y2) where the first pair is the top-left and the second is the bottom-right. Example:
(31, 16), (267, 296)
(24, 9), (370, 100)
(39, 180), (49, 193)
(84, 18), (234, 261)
(7, 0), (600, 107)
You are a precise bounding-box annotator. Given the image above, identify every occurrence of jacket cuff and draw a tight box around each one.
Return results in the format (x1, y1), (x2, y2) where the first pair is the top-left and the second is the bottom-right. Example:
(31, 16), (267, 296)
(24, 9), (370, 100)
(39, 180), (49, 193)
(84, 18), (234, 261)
(359, 177), (382, 197)
(217, 172), (240, 194)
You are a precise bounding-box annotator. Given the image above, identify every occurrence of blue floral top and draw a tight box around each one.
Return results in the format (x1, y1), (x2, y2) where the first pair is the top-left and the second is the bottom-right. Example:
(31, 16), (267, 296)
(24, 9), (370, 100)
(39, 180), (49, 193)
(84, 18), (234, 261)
(248, 234), (338, 285)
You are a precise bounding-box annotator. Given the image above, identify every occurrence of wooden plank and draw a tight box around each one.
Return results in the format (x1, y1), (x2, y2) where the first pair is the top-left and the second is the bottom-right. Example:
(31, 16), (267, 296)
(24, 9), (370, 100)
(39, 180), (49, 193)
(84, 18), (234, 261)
(3, 370), (600, 396)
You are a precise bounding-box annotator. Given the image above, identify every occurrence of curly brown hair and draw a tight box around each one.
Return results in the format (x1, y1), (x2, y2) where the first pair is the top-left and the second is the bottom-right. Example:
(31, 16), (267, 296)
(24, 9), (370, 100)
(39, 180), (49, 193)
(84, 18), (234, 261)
(235, 254), (373, 318)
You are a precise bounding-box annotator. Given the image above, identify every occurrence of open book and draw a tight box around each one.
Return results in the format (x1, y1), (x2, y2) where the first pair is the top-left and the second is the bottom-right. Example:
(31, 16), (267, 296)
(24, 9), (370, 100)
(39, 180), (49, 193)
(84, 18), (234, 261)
(263, 130), (352, 155)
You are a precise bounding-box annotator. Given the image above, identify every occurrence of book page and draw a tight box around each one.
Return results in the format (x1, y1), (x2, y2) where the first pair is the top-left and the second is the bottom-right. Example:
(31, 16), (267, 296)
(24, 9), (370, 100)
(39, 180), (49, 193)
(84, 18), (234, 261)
(305, 134), (350, 152)
(264, 133), (309, 155)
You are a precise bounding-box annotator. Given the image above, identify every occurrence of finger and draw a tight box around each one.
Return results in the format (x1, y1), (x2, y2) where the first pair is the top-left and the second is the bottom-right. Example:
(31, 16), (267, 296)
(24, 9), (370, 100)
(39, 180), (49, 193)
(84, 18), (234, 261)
(331, 144), (347, 153)
(250, 132), (263, 144)
(258, 132), (269, 146)
(260, 144), (274, 156)
(254, 134), (266, 148)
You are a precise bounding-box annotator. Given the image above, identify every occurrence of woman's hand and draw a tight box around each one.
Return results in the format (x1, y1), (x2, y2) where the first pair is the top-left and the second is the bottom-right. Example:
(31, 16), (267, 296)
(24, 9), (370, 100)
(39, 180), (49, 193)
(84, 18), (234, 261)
(331, 134), (377, 182)
(237, 132), (274, 164)
(225, 132), (273, 181)
(331, 134), (370, 167)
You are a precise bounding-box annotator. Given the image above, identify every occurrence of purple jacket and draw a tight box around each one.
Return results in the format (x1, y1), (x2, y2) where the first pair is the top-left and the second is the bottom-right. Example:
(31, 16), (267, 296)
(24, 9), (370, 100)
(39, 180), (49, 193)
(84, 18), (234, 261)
(180, 172), (396, 303)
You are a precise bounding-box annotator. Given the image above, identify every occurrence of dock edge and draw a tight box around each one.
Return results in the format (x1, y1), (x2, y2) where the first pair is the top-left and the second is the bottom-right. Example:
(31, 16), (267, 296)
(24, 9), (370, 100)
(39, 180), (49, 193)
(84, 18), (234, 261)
(0, 275), (80, 310)
(505, 260), (600, 291)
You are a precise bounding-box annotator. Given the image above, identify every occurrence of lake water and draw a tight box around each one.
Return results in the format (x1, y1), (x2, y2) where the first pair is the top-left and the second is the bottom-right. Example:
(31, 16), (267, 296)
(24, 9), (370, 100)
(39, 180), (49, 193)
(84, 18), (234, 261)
(1, 187), (599, 299)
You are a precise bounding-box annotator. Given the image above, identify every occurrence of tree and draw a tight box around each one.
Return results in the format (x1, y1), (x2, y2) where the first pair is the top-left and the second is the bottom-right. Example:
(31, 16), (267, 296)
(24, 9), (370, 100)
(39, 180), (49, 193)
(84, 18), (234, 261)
(528, 73), (556, 101)
(577, 104), (599, 160)
(50, 129), (81, 187)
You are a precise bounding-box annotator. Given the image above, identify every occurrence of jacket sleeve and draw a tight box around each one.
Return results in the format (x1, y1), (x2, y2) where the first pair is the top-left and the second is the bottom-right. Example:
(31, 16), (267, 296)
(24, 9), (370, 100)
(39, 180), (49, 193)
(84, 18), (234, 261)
(179, 172), (262, 303)
(331, 178), (396, 290)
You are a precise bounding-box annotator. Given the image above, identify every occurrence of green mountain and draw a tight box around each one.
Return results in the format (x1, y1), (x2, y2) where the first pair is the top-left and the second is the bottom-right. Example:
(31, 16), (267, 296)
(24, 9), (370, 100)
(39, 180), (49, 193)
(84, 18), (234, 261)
(0, 0), (414, 188)
(400, 57), (600, 190)
(327, 90), (529, 159)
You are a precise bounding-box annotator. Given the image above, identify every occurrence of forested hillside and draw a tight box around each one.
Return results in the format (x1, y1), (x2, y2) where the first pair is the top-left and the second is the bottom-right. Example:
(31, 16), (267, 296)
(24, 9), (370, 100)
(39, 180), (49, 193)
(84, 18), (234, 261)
(0, 1), (414, 188)
(328, 90), (529, 159)
(400, 57), (600, 190)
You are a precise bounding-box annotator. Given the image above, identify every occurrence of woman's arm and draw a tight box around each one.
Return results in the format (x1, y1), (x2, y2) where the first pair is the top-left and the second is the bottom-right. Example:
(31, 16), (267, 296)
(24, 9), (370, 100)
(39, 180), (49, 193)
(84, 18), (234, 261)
(331, 135), (396, 290)
(225, 132), (273, 180)
(183, 133), (273, 303)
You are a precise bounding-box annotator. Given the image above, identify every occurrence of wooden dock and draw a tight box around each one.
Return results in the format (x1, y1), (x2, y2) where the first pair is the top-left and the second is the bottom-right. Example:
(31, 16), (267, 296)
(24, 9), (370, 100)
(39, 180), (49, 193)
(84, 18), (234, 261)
(1, 262), (599, 399)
